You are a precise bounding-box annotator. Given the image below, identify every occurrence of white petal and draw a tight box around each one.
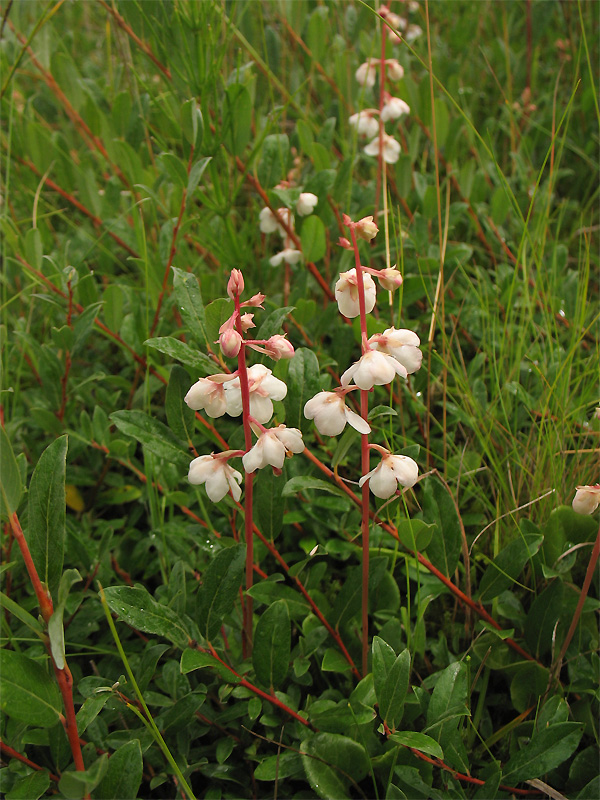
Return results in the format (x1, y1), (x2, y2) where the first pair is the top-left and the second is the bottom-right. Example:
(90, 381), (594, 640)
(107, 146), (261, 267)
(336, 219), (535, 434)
(188, 455), (214, 484)
(368, 463), (398, 499)
(242, 444), (263, 473)
(205, 468), (229, 502)
(340, 362), (358, 387)
(389, 455), (419, 488)
(261, 374), (288, 401)
(345, 407), (371, 434)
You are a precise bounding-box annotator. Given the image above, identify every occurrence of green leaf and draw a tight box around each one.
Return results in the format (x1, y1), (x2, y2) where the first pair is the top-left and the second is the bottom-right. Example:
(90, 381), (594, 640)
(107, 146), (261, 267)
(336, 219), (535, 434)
(300, 215), (326, 262)
(59, 754), (108, 799)
(145, 336), (216, 375)
(254, 467), (284, 540)
(223, 84), (252, 155)
(95, 739), (143, 800)
(76, 693), (110, 735)
(524, 579), (564, 658)
(321, 647), (352, 673)
(171, 267), (210, 349)
(0, 590), (44, 634)
(110, 410), (189, 469)
(166, 364), (196, 444)
(388, 731), (444, 760)
(330, 557), (388, 629)
(255, 752), (303, 781)
(27, 435), (68, 597)
(257, 134), (290, 188)
(301, 733), (369, 800)
(103, 585), (191, 648)
(180, 648), (236, 682)
(186, 156), (211, 203)
(0, 426), (23, 519)
(478, 533), (544, 603)
(6, 770), (50, 800)
(246, 579), (309, 618)
(285, 348), (321, 431)
(253, 599), (290, 689)
(502, 722), (584, 783)
(181, 98), (201, 147)
(379, 649), (410, 729)
(281, 475), (347, 498)
(255, 306), (295, 340)
(196, 543), (245, 641)
(0, 650), (62, 728)
(421, 476), (461, 577)
(372, 636), (396, 704)
(396, 518), (435, 552)
(48, 568), (82, 669)
(425, 661), (468, 744)
(204, 297), (233, 345)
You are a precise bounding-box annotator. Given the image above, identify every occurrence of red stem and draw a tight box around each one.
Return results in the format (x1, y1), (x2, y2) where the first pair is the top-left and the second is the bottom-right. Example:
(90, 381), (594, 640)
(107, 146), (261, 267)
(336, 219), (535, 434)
(0, 739), (59, 782)
(8, 513), (86, 777)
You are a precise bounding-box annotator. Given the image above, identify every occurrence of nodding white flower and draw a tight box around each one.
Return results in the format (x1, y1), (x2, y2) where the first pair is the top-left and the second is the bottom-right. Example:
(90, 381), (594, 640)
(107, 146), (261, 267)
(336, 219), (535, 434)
(359, 452), (419, 499)
(304, 391), (371, 436)
(259, 207), (294, 235)
(355, 215), (379, 241)
(224, 364), (287, 424)
(341, 350), (408, 390)
(349, 110), (380, 139)
(381, 97), (411, 122)
(404, 24), (423, 43)
(364, 133), (401, 164)
(377, 267), (403, 291)
(242, 425), (304, 473)
(572, 484), (600, 515)
(296, 192), (319, 216)
(188, 454), (242, 503)
(185, 375), (231, 418)
(369, 328), (423, 374)
(335, 269), (377, 319)
(385, 59), (405, 81)
(356, 60), (377, 88)
(269, 248), (302, 267)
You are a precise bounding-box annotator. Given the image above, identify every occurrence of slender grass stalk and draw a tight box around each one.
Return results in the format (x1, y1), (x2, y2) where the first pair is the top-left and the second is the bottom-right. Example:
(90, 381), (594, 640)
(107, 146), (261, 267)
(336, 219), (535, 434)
(98, 584), (197, 800)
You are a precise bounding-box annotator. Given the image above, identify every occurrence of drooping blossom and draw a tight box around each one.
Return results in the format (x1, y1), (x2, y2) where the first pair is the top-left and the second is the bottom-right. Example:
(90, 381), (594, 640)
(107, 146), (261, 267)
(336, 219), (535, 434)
(185, 375), (232, 418)
(379, 6), (406, 43)
(572, 484), (600, 515)
(369, 328), (423, 374)
(242, 425), (304, 472)
(269, 248), (302, 267)
(335, 269), (377, 318)
(359, 452), (419, 499)
(381, 96), (411, 122)
(259, 206), (294, 235)
(188, 453), (242, 503)
(376, 266), (403, 291)
(355, 215), (379, 241)
(264, 335), (295, 360)
(341, 349), (408, 390)
(304, 391), (371, 437)
(404, 24), (423, 43)
(224, 364), (287, 424)
(296, 192), (319, 216)
(355, 60), (377, 88)
(385, 59), (405, 81)
(349, 110), (380, 139)
(364, 133), (401, 164)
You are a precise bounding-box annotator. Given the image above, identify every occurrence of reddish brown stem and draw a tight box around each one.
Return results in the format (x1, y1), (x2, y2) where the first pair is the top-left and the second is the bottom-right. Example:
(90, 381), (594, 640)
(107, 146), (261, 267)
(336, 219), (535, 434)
(0, 739), (59, 782)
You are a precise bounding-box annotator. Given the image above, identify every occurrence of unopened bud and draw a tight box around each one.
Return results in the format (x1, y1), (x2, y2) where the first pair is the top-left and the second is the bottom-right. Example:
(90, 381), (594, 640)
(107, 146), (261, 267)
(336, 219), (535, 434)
(356, 215), (379, 241)
(219, 328), (242, 358)
(338, 237), (352, 250)
(266, 335), (295, 360)
(378, 267), (403, 291)
(227, 269), (244, 299)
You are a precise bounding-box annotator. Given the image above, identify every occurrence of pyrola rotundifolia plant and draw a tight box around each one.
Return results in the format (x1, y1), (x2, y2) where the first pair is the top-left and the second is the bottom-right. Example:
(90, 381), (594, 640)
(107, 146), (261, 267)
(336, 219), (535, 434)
(303, 214), (422, 674)
(184, 269), (302, 654)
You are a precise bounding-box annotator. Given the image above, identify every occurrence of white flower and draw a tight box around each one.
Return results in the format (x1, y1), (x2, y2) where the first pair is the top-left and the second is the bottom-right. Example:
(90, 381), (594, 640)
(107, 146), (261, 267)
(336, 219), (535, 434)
(296, 192), (318, 216)
(385, 59), (404, 81)
(385, 12), (407, 43)
(364, 133), (401, 164)
(355, 215), (379, 241)
(349, 110), (380, 139)
(404, 24), (423, 43)
(356, 60), (377, 88)
(304, 391), (371, 436)
(335, 269), (377, 318)
(265, 335), (295, 360)
(188, 454), (242, 503)
(185, 376), (231, 418)
(259, 206), (294, 235)
(359, 452), (419, 499)
(369, 328), (422, 374)
(341, 350), (408, 390)
(269, 248), (302, 266)
(242, 425), (304, 472)
(377, 267), (403, 291)
(381, 97), (411, 122)
(224, 364), (287, 424)
(572, 484), (600, 515)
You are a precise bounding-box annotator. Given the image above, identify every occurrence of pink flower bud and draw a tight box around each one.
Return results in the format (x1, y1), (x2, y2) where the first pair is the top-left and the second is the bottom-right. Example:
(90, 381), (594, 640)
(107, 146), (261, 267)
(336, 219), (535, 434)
(266, 335), (295, 360)
(227, 269), (244, 299)
(355, 215), (379, 241)
(219, 328), (242, 358)
(241, 293), (266, 309)
(377, 267), (403, 291)
(338, 237), (352, 250)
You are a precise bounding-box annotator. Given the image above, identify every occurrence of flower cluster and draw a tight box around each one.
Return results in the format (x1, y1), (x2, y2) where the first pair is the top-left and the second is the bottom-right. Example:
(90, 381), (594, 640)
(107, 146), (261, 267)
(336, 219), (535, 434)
(379, 2), (423, 45)
(304, 215), (421, 499)
(259, 190), (319, 266)
(184, 269), (303, 503)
